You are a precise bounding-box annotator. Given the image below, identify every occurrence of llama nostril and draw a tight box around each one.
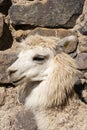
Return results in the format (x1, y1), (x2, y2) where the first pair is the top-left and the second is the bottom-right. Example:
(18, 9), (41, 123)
(8, 69), (17, 76)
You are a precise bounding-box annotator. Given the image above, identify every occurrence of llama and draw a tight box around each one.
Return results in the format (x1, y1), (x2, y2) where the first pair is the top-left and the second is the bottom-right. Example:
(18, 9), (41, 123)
(7, 35), (87, 130)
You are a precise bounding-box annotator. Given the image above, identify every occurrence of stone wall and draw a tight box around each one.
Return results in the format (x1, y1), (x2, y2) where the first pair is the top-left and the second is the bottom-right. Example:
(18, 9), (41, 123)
(0, 0), (87, 130)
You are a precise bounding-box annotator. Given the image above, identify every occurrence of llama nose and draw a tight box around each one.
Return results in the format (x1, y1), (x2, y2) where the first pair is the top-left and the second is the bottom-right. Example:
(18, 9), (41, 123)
(7, 69), (17, 76)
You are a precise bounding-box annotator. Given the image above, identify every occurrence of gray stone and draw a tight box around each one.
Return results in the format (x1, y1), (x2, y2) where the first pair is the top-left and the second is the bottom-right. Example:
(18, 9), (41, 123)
(79, 22), (87, 35)
(9, 0), (84, 28)
(0, 51), (18, 83)
(0, 13), (3, 37)
(76, 53), (87, 70)
(78, 36), (87, 53)
(15, 110), (37, 130)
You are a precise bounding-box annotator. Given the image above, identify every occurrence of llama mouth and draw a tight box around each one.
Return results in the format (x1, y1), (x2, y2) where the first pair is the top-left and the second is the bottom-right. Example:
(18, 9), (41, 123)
(12, 76), (25, 85)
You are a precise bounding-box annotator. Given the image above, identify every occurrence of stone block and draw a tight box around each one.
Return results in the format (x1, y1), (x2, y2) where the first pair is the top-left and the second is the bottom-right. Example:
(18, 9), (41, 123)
(0, 51), (18, 83)
(15, 110), (37, 130)
(0, 87), (5, 106)
(78, 36), (87, 53)
(76, 53), (87, 70)
(9, 0), (84, 28)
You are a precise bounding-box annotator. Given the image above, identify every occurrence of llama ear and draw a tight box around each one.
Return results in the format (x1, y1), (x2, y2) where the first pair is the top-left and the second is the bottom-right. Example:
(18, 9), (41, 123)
(14, 39), (27, 53)
(55, 35), (77, 53)
(16, 37), (27, 49)
(15, 32), (29, 49)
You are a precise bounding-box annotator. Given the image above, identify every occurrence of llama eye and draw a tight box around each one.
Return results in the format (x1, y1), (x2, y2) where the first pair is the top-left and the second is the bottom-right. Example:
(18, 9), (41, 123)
(33, 55), (46, 62)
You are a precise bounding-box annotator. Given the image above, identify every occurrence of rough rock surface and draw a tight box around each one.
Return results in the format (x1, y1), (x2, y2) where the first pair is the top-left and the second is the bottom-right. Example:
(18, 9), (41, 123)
(15, 110), (37, 130)
(78, 36), (87, 53)
(0, 87), (22, 130)
(0, 50), (18, 83)
(9, 0), (84, 28)
(76, 53), (87, 70)
(0, 87), (5, 106)
(80, 22), (87, 35)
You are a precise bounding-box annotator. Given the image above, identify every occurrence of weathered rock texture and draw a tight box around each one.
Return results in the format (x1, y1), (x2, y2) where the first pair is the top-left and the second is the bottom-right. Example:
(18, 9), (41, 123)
(76, 53), (87, 70)
(0, 0), (87, 129)
(9, 0), (85, 28)
(0, 87), (5, 106)
(15, 110), (37, 130)
(0, 50), (18, 83)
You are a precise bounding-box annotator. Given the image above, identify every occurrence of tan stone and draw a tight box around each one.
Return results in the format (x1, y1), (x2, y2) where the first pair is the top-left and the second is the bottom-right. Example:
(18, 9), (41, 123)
(0, 50), (18, 83)
(78, 36), (87, 53)
(0, 87), (6, 106)
(82, 89), (87, 103)
(15, 110), (37, 130)
(76, 53), (87, 70)
(84, 73), (87, 79)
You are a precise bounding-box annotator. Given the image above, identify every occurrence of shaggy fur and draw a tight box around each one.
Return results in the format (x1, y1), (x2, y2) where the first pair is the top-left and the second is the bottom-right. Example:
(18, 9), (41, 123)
(8, 35), (87, 130)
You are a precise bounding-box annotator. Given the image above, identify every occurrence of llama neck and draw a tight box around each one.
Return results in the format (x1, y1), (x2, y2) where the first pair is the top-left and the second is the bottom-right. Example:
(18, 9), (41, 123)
(24, 70), (78, 110)
(24, 54), (78, 110)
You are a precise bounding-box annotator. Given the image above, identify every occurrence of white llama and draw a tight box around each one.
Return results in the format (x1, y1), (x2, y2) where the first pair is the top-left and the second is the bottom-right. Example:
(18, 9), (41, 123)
(7, 35), (87, 130)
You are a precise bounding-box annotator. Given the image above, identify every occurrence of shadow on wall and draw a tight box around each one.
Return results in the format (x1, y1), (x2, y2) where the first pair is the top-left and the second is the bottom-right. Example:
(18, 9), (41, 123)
(0, 22), (13, 50)
(0, 0), (12, 15)
(74, 80), (87, 104)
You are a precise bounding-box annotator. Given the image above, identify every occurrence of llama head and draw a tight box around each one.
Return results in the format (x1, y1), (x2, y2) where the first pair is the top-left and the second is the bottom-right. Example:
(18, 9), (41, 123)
(7, 34), (77, 86)
(7, 34), (78, 108)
